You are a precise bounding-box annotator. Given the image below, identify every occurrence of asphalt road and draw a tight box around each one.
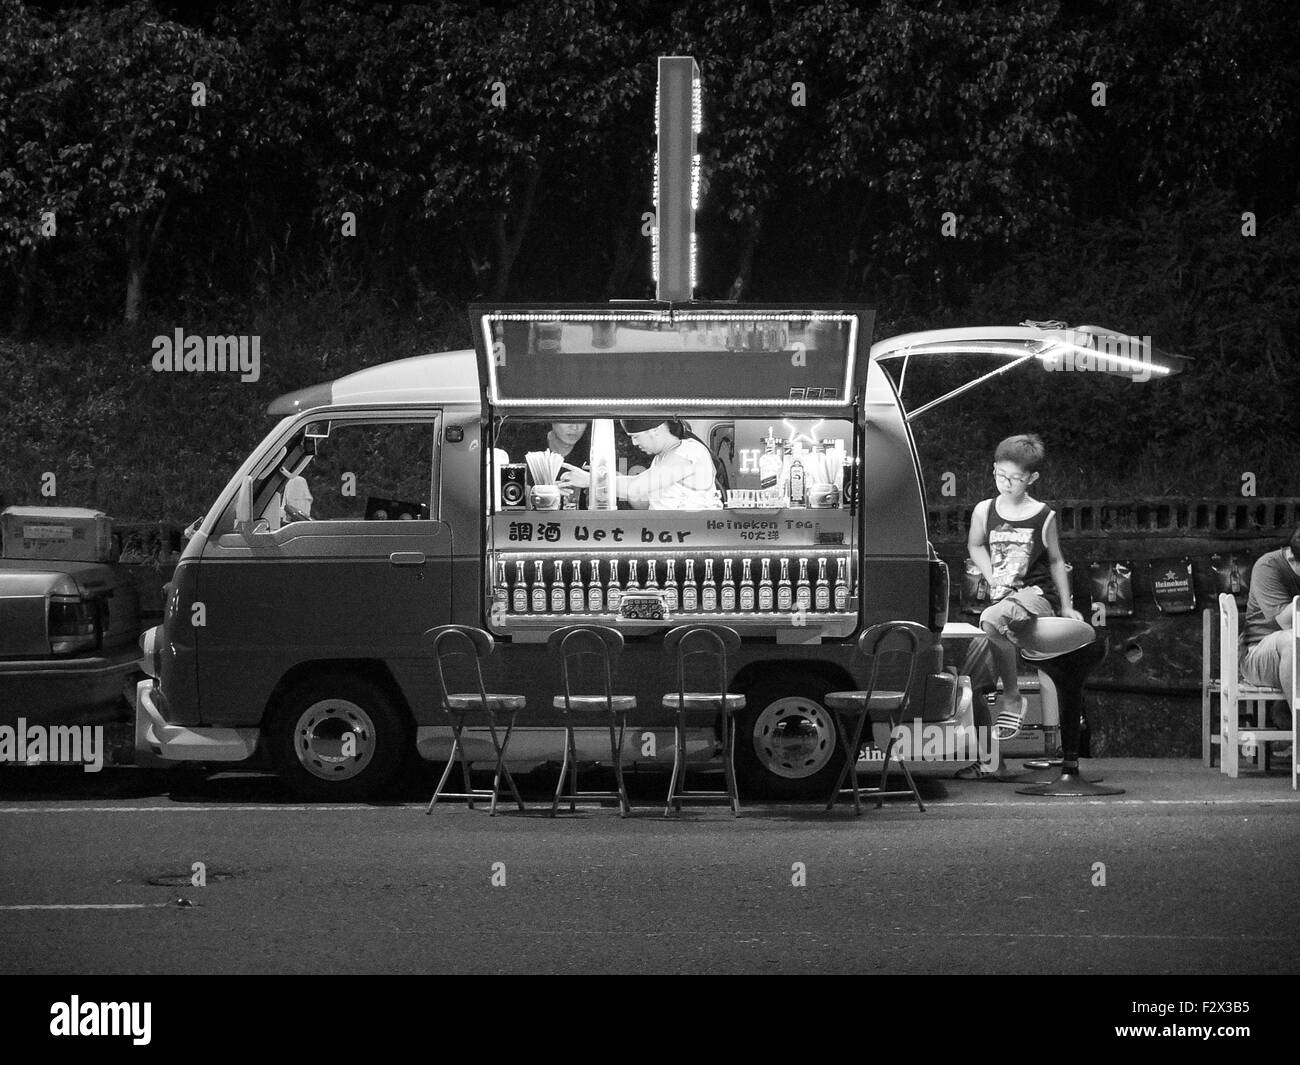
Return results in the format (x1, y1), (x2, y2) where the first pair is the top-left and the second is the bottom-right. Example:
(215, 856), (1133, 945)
(1, 761), (1296, 975)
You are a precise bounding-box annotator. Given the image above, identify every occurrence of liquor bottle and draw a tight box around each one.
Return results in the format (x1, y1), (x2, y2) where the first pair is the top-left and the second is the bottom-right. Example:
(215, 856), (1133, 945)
(1106, 570), (1118, 604)
(512, 561), (529, 614)
(569, 558), (585, 613)
(625, 558), (641, 595)
(587, 559), (605, 613)
(833, 556), (850, 611)
(814, 557), (831, 612)
(795, 557), (812, 612)
(758, 558), (774, 611)
(645, 559), (659, 593)
(701, 558), (719, 612)
(607, 558), (623, 613)
(681, 558), (699, 612)
(493, 560), (509, 616)
(739, 557), (755, 612)
(759, 431), (782, 493)
(789, 444), (807, 507)
(551, 560), (567, 613)
(1229, 559), (1242, 594)
(530, 559), (547, 613)
(662, 559), (679, 613)
(720, 558), (737, 612)
(776, 557), (793, 611)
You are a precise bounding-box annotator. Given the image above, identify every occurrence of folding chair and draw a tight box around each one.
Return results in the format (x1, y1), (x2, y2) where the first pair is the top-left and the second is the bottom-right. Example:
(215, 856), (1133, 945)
(423, 624), (526, 815)
(548, 625), (634, 817)
(662, 625), (745, 816)
(825, 621), (928, 813)
(1217, 593), (1296, 781)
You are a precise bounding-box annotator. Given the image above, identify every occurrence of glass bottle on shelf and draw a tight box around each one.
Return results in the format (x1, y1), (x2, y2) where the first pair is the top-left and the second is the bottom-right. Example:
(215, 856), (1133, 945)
(758, 558), (774, 611)
(607, 558), (623, 613)
(776, 557), (793, 611)
(814, 557), (831, 612)
(701, 558), (718, 612)
(795, 558), (812, 612)
(493, 560), (509, 616)
(662, 559), (679, 613)
(551, 560), (567, 613)
(587, 558), (604, 613)
(720, 558), (736, 612)
(512, 561), (529, 614)
(645, 559), (659, 593)
(789, 444), (807, 507)
(833, 557), (851, 611)
(569, 558), (585, 613)
(531, 559), (547, 613)
(625, 559), (641, 595)
(739, 558), (755, 612)
(681, 558), (698, 612)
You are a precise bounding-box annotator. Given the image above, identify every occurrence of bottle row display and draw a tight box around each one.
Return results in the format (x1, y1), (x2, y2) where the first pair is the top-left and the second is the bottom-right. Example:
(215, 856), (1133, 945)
(492, 555), (854, 616)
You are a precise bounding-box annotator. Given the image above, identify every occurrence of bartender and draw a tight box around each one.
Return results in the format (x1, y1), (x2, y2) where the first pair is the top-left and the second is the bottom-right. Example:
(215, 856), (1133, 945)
(561, 417), (722, 510)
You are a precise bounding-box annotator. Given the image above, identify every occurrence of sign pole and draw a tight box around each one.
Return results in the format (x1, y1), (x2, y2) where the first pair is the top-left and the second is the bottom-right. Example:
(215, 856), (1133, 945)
(654, 56), (701, 304)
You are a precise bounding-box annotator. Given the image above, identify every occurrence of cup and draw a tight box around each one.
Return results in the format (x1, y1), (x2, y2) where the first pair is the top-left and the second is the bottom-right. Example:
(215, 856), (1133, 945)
(530, 485), (561, 511)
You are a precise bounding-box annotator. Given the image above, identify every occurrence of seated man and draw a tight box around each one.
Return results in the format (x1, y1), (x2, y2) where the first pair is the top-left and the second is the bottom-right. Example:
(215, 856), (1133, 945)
(1239, 525), (1300, 758)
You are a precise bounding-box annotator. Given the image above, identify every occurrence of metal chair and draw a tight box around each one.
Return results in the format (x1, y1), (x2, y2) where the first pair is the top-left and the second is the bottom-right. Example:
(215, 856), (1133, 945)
(661, 625), (745, 816)
(423, 625), (526, 816)
(826, 621), (929, 813)
(548, 625), (634, 817)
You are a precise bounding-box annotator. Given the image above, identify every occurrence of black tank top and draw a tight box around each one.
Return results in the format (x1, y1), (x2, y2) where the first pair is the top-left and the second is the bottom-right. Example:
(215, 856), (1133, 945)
(984, 499), (1057, 607)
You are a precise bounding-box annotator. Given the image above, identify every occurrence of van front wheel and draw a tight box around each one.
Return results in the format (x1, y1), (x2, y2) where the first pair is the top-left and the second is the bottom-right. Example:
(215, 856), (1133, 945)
(268, 675), (409, 801)
(734, 675), (847, 799)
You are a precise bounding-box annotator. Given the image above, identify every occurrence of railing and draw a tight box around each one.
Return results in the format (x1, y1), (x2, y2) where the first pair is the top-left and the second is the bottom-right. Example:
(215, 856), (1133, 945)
(927, 497), (1300, 541)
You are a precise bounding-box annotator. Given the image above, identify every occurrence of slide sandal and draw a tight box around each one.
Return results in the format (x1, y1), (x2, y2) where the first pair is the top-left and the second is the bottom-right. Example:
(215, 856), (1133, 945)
(993, 696), (1028, 740)
(955, 763), (1000, 780)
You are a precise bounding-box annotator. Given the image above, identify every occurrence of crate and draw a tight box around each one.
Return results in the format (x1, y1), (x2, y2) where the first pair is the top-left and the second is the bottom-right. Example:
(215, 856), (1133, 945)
(1, 507), (115, 563)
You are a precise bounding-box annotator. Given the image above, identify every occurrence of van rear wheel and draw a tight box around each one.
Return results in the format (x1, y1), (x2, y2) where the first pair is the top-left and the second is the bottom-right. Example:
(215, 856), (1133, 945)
(734, 674), (849, 799)
(268, 675), (409, 801)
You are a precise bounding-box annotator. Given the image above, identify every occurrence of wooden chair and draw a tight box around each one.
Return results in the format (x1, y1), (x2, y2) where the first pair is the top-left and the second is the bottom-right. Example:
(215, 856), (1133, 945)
(1216, 594), (1296, 782)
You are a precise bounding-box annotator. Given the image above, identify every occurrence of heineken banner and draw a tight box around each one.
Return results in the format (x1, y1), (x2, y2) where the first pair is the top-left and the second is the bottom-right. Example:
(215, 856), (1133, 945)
(1148, 557), (1196, 614)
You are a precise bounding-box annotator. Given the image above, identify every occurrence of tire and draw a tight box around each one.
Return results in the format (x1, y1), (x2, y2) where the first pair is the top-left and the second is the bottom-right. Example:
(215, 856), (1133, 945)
(734, 672), (850, 799)
(267, 673), (410, 801)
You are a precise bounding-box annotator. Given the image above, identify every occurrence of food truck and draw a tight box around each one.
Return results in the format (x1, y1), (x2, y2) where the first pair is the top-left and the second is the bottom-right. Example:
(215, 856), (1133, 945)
(134, 57), (1183, 800)
(133, 301), (973, 799)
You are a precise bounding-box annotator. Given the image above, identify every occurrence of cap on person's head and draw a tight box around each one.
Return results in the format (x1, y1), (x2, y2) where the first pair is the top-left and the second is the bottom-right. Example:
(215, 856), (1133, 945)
(620, 417), (666, 434)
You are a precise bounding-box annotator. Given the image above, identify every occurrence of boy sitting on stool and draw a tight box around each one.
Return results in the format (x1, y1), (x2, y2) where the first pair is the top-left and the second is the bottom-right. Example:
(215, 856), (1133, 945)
(957, 433), (1084, 779)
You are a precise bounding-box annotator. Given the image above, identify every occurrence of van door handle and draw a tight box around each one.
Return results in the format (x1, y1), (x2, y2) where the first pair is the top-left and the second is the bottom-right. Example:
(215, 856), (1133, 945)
(389, 552), (426, 566)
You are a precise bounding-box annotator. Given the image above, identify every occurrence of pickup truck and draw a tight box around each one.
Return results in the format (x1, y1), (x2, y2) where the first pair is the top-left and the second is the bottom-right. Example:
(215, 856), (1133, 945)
(0, 507), (143, 729)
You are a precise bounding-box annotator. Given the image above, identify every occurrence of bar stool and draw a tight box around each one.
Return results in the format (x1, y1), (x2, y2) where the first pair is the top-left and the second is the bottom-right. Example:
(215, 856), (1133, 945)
(662, 625), (745, 816)
(423, 624), (526, 816)
(548, 625), (634, 817)
(825, 621), (929, 813)
(1011, 617), (1123, 797)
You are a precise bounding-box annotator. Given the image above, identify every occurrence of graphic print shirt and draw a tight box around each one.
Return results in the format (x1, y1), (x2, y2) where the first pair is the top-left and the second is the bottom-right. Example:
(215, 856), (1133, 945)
(982, 499), (1057, 607)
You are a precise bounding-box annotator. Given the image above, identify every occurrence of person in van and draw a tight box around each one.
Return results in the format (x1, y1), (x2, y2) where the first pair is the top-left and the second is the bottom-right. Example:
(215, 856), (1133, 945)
(957, 433), (1083, 779)
(560, 417), (723, 510)
(498, 420), (591, 472)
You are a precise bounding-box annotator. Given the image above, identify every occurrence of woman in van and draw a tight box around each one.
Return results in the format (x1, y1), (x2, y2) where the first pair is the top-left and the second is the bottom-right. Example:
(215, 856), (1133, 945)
(560, 417), (723, 510)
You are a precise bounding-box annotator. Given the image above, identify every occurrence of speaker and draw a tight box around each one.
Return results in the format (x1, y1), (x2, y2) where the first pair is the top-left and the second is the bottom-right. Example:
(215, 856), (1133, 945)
(500, 463), (527, 508)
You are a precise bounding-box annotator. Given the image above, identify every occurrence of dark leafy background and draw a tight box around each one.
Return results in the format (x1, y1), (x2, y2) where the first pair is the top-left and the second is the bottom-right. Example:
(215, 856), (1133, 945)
(1, 0), (1297, 519)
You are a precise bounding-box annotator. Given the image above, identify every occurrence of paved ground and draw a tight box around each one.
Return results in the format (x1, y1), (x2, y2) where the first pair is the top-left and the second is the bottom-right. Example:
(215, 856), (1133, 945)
(0, 758), (1295, 975)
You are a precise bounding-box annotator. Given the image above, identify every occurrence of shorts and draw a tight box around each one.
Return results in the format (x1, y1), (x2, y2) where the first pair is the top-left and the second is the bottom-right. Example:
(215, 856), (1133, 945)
(979, 586), (1054, 642)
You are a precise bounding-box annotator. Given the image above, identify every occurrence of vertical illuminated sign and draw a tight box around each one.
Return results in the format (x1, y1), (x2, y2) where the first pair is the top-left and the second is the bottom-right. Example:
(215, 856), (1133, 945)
(654, 56), (701, 303)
